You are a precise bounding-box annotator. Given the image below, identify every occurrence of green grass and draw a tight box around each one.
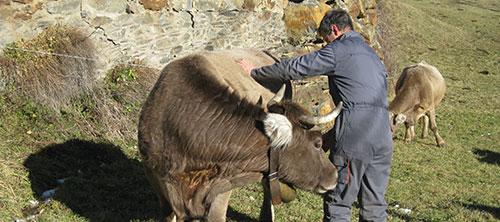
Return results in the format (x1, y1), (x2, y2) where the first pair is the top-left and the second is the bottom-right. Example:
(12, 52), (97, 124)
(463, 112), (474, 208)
(0, 0), (499, 221)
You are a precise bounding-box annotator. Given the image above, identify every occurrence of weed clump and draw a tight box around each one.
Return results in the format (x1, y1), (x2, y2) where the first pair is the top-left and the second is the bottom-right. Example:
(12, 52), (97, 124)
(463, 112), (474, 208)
(105, 64), (158, 109)
(98, 64), (159, 140)
(0, 25), (98, 110)
(62, 63), (159, 141)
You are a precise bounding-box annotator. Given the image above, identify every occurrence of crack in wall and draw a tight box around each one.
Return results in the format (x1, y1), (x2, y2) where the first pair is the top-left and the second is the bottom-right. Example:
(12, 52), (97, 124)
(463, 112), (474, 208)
(79, 0), (119, 46)
(187, 11), (195, 28)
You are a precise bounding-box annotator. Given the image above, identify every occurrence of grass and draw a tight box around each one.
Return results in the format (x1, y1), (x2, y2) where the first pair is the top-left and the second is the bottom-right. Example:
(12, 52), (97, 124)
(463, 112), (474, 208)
(0, 0), (499, 221)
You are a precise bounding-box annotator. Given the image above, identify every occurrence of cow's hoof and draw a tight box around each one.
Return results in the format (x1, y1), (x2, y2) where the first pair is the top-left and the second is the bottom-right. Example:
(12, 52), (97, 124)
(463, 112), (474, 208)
(437, 142), (446, 147)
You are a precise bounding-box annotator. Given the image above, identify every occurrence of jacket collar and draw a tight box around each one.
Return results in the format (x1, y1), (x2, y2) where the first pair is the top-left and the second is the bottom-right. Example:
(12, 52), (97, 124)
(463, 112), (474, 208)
(338, 30), (361, 41)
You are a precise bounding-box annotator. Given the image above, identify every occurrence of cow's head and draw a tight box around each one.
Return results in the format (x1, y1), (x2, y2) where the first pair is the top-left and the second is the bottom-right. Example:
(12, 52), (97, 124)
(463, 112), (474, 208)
(261, 85), (341, 194)
(389, 112), (406, 135)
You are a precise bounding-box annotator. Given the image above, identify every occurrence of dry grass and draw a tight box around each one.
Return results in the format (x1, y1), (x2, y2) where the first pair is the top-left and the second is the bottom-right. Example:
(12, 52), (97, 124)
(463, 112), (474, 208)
(0, 25), (98, 111)
(95, 63), (160, 141)
(0, 25), (160, 142)
(57, 63), (159, 142)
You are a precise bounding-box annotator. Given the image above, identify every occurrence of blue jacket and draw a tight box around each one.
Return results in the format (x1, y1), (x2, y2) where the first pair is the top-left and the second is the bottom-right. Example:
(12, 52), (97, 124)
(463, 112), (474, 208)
(251, 31), (392, 160)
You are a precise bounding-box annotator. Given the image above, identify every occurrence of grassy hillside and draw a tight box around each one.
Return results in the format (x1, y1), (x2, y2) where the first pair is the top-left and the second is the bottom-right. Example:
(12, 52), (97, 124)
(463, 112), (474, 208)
(232, 1), (499, 221)
(0, 0), (498, 221)
(377, 0), (499, 221)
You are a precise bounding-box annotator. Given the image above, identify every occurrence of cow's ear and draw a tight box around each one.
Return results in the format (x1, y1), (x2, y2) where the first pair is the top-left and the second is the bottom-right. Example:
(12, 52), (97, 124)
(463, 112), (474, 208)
(262, 113), (293, 148)
(268, 104), (285, 115)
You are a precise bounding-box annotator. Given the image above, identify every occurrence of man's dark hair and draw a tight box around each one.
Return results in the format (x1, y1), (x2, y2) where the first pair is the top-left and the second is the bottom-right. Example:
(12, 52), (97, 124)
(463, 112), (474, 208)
(318, 9), (354, 37)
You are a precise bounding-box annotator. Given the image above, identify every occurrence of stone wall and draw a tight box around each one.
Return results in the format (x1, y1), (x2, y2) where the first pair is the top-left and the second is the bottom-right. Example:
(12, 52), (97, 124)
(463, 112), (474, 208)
(0, 0), (381, 71)
(0, 0), (382, 131)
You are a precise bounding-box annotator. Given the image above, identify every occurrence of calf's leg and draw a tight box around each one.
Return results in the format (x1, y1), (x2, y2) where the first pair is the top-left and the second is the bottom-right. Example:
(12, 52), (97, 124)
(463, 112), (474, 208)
(404, 122), (414, 142)
(428, 109), (445, 147)
(421, 114), (429, 139)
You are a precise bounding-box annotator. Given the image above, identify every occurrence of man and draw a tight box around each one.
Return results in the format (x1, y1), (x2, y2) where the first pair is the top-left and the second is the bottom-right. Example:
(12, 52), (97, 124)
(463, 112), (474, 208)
(237, 9), (393, 222)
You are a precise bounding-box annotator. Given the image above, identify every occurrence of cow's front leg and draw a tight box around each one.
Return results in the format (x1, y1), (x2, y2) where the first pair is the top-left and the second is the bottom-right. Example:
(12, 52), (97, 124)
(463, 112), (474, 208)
(260, 178), (275, 222)
(143, 167), (176, 222)
(404, 121), (414, 142)
(207, 191), (232, 222)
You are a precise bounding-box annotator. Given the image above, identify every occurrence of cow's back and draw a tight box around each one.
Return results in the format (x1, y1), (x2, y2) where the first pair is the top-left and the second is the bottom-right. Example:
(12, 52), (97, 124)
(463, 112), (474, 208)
(418, 62), (446, 105)
(138, 49), (281, 173)
(394, 62), (446, 107)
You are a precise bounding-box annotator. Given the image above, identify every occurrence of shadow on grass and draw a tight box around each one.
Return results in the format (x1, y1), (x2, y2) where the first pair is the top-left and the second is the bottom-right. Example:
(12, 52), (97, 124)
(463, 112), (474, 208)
(461, 202), (500, 219)
(472, 148), (500, 165)
(227, 206), (258, 222)
(23, 139), (255, 221)
(23, 139), (160, 221)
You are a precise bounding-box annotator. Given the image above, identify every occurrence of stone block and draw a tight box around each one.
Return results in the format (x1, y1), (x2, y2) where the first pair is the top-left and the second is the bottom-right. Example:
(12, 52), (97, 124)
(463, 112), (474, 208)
(0, 0), (11, 6)
(283, 1), (331, 43)
(84, 0), (128, 14)
(46, 0), (83, 15)
(363, 0), (376, 9)
(140, 0), (168, 11)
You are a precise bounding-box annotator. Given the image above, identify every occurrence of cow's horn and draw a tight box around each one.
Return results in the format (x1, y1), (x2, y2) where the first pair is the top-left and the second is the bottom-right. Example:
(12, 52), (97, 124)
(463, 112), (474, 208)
(267, 84), (286, 108)
(299, 102), (343, 125)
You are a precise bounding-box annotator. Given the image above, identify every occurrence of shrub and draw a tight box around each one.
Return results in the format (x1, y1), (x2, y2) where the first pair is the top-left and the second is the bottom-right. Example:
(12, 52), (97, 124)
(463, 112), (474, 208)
(0, 25), (98, 110)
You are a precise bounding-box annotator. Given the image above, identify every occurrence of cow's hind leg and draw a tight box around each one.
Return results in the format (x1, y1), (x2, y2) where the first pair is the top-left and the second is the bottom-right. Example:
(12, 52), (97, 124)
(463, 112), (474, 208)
(206, 190), (232, 222)
(421, 114), (429, 139)
(428, 109), (445, 147)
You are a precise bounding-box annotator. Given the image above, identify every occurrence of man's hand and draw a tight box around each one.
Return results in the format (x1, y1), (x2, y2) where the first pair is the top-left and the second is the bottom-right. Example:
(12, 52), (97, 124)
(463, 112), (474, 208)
(236, 59), (256, 76)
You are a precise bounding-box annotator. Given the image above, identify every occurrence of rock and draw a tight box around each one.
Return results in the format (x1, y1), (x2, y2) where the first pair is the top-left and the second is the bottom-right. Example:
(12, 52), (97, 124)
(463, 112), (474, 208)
(345, 0), (363, 19)
(140, 0), (168, 11)
(364, 0), (376, 9)
(45, 0), (80, 15)
(126, 3), (139, 14)
(283, 1), (331, 44)
(81, 0), (128, 17)
(91, 16), (113, 27)
(14, 11), (31, 20)
(364, 8), (377, 26)
(0, 0), (11, 6)
(0, 0), (382, 79)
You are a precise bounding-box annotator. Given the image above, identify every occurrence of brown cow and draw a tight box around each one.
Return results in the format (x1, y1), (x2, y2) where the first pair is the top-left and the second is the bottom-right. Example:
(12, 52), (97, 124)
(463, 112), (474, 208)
(389, 61), (446, 147)
(138, 49), (342, 221)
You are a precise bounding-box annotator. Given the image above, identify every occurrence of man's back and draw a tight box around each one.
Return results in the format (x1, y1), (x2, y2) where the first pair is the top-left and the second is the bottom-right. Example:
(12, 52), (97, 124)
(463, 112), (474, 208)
(326, 31), (388, 110)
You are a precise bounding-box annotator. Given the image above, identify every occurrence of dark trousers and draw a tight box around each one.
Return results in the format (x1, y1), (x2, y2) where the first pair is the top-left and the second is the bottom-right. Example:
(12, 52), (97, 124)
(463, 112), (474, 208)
(323, 148), (392, 222)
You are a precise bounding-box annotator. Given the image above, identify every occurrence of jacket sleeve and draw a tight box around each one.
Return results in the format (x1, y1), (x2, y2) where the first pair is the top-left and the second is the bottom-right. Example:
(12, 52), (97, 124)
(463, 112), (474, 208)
(251, 45), (337, 82)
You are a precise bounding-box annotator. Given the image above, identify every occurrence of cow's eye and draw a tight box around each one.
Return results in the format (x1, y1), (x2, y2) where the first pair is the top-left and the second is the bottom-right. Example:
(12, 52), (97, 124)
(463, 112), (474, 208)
(299, 121), (314, 130)
(268, 104), (285, 115)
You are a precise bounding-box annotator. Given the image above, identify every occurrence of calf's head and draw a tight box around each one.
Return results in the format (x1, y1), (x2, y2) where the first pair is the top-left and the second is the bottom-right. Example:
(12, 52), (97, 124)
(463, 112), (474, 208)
(389, 112), (407, 135)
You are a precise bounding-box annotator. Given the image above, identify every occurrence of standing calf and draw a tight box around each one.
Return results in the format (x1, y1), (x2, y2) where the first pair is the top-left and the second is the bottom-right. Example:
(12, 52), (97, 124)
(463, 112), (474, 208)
(389, 61), (446, 147)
